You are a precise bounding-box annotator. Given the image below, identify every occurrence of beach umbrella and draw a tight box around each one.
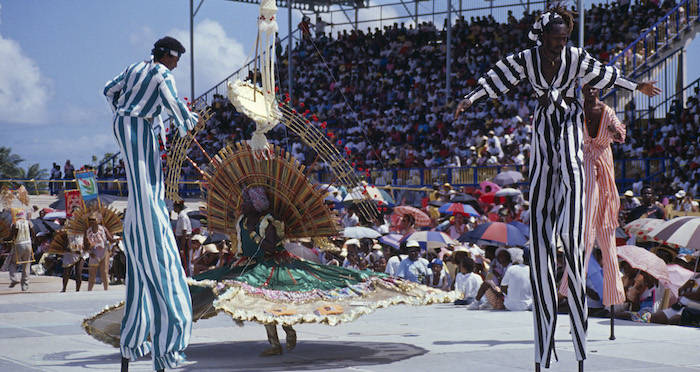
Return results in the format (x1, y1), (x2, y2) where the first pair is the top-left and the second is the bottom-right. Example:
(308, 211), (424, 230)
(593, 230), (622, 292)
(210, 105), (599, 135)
(623, 218), (665, 242)
(492, 170), (524, 186)
(428, 200), (446, 208)
(187, 210), (206, 221)
(479, 181), (501, 194)
(379, 233), (403, 249)
(343, 226), (381, 239)
(344, 185), (395, 206)
(284, 242), (321, 263)
(494, 188), (522, 198)
(665, 264), (695, 300)
(458, 221), (528, 247)
(616, 245), (669, 283)
(404, 231), (457, 253)
(508, 221), (530, 239)
(31, 218), (51, 235)
(438, 203), (480, 217)
(649, 216), (700, 251)
(391, 206), (431, 227)
(43, 211), (66, 220)
(450, 193), (476, 203)
(204, 232), (229, 244)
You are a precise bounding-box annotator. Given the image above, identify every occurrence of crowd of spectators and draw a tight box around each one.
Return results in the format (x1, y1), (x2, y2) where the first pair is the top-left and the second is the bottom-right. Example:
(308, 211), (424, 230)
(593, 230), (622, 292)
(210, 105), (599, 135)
(172, 0), (700, 198)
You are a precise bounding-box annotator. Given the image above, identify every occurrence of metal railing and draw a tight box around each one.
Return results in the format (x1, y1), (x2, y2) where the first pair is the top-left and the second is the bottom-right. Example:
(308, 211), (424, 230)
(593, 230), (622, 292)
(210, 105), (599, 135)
(602, 0), (700, 127)
(1, 158), (669, 197)
(607, 0), (699, 77)
(324, 0), (546, 30)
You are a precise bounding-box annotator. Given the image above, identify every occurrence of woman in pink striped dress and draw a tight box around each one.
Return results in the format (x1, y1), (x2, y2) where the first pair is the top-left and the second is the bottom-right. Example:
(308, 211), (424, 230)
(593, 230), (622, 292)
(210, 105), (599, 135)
(561, 84), (626, 307)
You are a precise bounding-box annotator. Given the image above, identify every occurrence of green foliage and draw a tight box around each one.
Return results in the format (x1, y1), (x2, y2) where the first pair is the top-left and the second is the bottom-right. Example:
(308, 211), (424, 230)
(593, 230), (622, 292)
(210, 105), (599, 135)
(0, 147), (48, 194)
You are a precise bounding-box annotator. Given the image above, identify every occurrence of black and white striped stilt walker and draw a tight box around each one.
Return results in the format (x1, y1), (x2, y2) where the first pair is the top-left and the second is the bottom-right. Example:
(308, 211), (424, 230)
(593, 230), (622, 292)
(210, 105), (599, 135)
(457, 10), (640, 370)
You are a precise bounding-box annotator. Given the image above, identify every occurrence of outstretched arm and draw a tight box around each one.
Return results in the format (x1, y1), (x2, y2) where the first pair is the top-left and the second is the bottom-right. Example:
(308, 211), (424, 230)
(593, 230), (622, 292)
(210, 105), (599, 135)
(455, 50), (528, 118)
(579, 49), (660, 98)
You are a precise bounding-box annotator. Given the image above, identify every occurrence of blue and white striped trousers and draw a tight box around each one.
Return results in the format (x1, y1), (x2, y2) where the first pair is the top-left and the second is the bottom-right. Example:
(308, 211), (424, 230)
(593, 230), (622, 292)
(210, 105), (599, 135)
(113, 116), (192, 370)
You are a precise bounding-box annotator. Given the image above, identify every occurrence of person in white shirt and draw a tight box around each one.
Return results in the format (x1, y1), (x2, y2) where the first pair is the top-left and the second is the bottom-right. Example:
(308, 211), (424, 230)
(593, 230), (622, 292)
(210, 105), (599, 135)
(395, 241), (429, 283)
(385, 245), (407, 276)
(500, 248), (533, 311)
(454, 256), (483, 305)
(8, 211), (34, 291)
(174, 201), (191, 270)
(341, 207), (359, 228)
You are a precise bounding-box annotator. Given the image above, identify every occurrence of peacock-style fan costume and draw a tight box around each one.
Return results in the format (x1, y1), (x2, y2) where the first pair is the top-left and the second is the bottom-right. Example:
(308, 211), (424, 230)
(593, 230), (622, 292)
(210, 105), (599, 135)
(83, 144), (456, 348)
(47, 204), (123, 257)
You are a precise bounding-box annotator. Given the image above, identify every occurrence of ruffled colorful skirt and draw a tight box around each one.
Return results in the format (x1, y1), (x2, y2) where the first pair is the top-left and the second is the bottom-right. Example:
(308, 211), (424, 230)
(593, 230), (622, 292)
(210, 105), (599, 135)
(83, 252), (457, 347)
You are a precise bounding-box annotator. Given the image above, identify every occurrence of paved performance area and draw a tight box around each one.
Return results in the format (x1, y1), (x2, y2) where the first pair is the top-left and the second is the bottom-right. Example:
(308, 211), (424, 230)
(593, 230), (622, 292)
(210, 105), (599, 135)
(1, 276), (699, 371)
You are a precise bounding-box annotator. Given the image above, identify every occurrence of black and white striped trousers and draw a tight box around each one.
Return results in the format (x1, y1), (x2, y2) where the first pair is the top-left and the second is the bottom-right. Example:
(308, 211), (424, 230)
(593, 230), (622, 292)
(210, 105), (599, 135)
(528, 101), (587, 367)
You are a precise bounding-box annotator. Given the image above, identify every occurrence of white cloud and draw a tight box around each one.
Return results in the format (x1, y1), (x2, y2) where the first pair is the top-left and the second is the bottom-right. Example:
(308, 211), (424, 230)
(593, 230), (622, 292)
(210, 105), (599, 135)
(60, 104), (110, 125)
(0, 31), (52, 124)
(129, 25), (155, 52)
(170, 19), (247, 100)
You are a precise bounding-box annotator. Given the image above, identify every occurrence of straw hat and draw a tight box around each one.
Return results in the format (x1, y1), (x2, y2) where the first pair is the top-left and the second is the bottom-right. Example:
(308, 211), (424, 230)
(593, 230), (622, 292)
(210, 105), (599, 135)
(202, 244), (219, 254)
(190, 234), (206, 244)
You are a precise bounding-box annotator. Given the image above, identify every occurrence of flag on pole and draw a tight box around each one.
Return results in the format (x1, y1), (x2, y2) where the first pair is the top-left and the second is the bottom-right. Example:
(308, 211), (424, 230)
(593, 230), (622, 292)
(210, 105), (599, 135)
(75, 170), (99, 201)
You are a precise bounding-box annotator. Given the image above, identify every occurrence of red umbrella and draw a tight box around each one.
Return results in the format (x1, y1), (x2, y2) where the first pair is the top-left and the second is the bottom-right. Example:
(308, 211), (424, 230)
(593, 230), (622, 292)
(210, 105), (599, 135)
(437, 203), (480, 217)
(623, 218), (665, 243)
(617, 245), (669, 283)
(391, 205), (431, 227)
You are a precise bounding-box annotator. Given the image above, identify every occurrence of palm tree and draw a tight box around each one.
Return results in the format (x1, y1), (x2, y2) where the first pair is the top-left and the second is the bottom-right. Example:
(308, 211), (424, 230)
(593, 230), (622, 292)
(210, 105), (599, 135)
(0, 147), (47, 194)
(16, 164), (49, 194)
(0, 146), (23, 178)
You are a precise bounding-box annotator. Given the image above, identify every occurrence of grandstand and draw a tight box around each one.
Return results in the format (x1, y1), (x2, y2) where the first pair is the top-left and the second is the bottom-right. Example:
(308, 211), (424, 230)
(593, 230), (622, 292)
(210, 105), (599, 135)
(94, 0), (699, 200)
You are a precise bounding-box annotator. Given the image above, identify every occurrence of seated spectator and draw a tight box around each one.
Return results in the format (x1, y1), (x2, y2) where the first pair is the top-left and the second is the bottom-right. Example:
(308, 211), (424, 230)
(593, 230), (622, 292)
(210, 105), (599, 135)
(385, 241), (408, 276)
(454, 256), (483, 305)
(651, 274), (700, 326)
(615, 260), (663, 322)
(193, 244), (219, 275)
(396, 240), (429, 283)
(469, 247), (512, 310)
(499, 248), (532, 311)
(426, 258), (451, 291)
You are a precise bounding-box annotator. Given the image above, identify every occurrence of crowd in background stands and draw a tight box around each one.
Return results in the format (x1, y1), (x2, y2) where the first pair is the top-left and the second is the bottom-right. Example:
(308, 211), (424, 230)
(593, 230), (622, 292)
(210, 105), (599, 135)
(169, 0), (699, 199)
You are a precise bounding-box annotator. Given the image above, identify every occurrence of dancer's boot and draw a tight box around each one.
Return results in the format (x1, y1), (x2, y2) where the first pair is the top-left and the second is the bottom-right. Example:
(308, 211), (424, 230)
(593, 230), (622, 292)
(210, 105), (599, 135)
(283, 325), (296, 351)
(121, 357), (129, 372)
(578, 360), (584, 372)
(260, 324), (283, 356)
(535, 362), (540, 372)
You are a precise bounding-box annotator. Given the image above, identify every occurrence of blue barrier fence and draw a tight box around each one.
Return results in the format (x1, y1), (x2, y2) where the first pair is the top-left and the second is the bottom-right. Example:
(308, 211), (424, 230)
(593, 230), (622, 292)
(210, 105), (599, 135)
(3, 158), (671, 199)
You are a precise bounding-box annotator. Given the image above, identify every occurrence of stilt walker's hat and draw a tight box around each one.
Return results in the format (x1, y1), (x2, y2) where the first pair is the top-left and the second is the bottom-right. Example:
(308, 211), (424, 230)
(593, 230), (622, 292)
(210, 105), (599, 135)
(152, 36), (186, 57)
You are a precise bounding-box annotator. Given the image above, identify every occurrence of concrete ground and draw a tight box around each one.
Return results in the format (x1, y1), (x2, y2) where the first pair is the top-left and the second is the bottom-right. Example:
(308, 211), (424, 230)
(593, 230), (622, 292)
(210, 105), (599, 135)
(1, 275), (699, 372)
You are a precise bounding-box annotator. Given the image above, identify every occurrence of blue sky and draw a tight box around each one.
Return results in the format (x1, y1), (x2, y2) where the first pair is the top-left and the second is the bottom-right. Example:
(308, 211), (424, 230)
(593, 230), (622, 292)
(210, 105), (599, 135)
(1, 0), (699, 175)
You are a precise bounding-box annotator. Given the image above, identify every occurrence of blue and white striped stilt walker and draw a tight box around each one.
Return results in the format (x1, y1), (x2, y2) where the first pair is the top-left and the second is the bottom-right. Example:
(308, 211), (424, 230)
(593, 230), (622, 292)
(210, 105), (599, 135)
(103, 36), (198, 371)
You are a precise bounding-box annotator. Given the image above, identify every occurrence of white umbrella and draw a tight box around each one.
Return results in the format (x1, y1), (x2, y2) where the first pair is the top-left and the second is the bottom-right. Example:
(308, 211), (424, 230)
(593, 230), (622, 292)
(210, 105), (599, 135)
(343, 226), (381, 239)
(649, 216), (700, 251)
(494, 188), (522, 197)
(343, 185), (395, 205)
(492, 170), (524, 186)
